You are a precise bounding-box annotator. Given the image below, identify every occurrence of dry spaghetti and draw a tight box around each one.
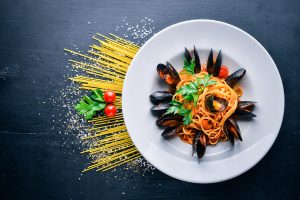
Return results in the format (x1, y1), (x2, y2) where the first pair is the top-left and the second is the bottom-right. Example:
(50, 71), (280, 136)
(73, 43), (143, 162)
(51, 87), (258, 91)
(65, 34), (141, 172)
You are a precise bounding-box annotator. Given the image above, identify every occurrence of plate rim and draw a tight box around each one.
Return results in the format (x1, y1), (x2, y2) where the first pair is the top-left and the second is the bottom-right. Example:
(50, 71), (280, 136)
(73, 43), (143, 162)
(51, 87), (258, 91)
(122, 19), (285, 183)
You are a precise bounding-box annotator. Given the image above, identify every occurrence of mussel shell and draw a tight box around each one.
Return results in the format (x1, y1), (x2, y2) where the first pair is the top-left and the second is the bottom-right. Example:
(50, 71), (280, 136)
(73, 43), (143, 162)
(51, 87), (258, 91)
(166, 62), (181, 86)
(238, 101), (256, 111)
(207, 48), (214, 74)
(156, 62), (181, 87)
(193, 45), (201, 74)
(226, 117), (242, 141)
(205, 95), (228, 113)
(225, 68), (246, 88)
(235, 108), (256, 118)
(149, 91), (172, 104)
(223, 122), (234, 145)
(192, 130), (202, 156)
(151, 103), (170, 116)
(212, 50), (222, 77)
(161, 127), (178, 138)
(184, 47), (192, 64)
(197, 134), (207, 159)
(156, 114), (183, 127)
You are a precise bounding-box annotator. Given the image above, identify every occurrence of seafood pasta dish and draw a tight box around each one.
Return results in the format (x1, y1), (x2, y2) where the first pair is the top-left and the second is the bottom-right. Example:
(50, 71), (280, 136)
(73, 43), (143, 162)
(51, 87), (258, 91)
(149, 47), (256, 159)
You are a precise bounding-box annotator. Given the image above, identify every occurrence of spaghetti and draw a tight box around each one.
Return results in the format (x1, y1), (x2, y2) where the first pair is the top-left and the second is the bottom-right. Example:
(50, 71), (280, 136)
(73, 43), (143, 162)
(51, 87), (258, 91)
(175, 71), (238, 145)
(151, 47), (256, 160)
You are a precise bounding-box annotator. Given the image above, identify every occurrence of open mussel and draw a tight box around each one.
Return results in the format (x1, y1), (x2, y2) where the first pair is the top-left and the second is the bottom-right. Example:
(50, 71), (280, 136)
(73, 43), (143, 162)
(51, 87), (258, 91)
(235, 101), (256, 118)
(184, 47), (192, 64)
(149, 91), (172, 104)
(161, 126), (182, 138)
(207, 49), (222, 77)
(235, 108), (256, 118)
(225, 68), (246, 88)
(238, 101), (256, 111)
(193, 46), (201, 73)
(192, 130), (207, 159)
(225, 117), (242, 142)
(151, 103), (170, 116)
(205, 95), (228, 113)
(185, 46), (201, 74)
(223, 122), (234, 145)
(156, 114), (183, 127)
(157, 62), (181, 88)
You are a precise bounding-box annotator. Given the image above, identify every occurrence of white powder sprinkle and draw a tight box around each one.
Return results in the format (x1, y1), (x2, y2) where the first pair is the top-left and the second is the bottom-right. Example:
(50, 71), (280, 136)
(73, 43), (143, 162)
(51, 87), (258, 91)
(51, 17), (157, 184)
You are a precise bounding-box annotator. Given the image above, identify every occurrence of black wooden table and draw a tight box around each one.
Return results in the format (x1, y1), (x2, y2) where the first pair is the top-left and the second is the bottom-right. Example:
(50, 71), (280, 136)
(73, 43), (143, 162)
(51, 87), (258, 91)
(0, 0), (299, 199)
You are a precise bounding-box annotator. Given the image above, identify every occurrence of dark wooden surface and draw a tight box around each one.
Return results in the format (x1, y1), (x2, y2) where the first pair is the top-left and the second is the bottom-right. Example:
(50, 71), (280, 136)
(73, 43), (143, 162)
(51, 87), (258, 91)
(0, 0), (299, 199)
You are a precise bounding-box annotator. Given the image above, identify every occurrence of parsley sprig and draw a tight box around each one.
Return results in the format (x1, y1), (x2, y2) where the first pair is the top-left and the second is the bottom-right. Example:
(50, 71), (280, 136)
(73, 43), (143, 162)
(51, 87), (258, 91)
(75, 89), (106, 120)
(166, 74), (216, 125)
(165, 100), (193, 125)
(183, 58), (196, 74)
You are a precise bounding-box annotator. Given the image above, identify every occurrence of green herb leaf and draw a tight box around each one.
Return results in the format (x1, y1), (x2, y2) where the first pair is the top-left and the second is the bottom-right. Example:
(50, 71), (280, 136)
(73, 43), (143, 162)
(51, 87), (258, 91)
(192, 93), (199, 106)
(165, 106), (179, 115)
(176, 84), (198, 96)
(183, 111), (192, 125)
(91, 89), (104, 102)
(167, 73), (217, 126)
(183, 58), (195, 74)
(75, 89), (107, 120)
(178, 107), (190, 116)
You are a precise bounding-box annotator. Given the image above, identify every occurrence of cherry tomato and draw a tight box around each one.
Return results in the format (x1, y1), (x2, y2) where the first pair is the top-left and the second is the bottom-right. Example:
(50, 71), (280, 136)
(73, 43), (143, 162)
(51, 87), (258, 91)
(104, 90), (116, 103)
(218, 65), (229, 79)
(104, 104), (117, 117)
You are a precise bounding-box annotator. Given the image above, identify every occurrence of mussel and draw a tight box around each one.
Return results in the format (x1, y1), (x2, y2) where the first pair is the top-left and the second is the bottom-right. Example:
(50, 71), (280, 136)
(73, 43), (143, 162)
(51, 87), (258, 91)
(235, 101), (256, 118)
(207, 49), (222, 77)
(193, 46), (201, 73)
(205, 95), (228, 113)
(223, 122), (234, 145)
(207, 49), (214, 74)
(157, 62), (181, 87)
(149, 91), (172, 104)
(225, 117), (242, 142)
(225, 68), (246, 88)
(156, 114), (183, 127)
(192, 130), (201, 155)
(238, 101), (256, 111)
(161, 126), (181, 138)
(184, 47), (192, 64)
(235, 108), (256, 118)
(151, 103), (170, 116)
(192, 131), (207, 159)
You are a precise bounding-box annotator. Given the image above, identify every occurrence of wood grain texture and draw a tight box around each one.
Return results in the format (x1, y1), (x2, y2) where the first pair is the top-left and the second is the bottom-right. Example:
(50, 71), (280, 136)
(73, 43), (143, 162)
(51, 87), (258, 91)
(0, 0), (299, 199)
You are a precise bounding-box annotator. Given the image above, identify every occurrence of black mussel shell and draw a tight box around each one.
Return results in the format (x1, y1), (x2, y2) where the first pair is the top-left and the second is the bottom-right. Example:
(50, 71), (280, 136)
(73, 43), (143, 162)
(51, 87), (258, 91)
(238, 101), (256, 111)
(212, 50), (222, 77)
(149, 91), (172, 104)
(235, 108), (256, 118)
(156, 114), (183, 127)
(156, 62), (181, 87)
(226, 117), (242, 141)
(207, 48), (214, 74)
(161, 127), (178, 138)
(205, 95), (228, 113)
(192, 130), (202, 156)
(223, 122), (234, 145)
(225, 68), (246, 88)
(151, 103), (170, 116)
(193, 45), (201, 74)
(196, 134), (207, 159)
(184, 47), (192, 64)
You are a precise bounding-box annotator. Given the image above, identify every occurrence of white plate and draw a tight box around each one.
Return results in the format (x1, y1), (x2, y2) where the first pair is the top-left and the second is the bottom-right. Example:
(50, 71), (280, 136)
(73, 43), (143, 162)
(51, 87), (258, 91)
(122, 20), (284, 183)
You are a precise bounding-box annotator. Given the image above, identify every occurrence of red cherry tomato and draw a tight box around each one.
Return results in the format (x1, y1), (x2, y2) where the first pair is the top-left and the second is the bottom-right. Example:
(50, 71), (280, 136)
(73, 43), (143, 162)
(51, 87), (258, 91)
(104, 90), (116, 103)
(104, 104), (117, 117)
(218, 65), (229, 79)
